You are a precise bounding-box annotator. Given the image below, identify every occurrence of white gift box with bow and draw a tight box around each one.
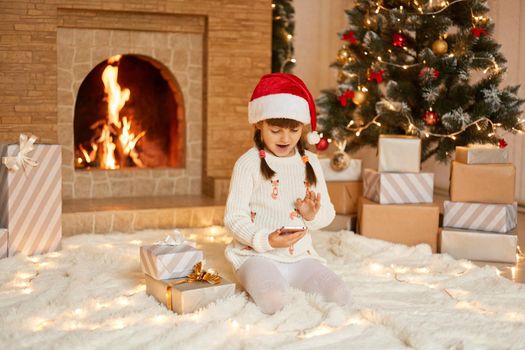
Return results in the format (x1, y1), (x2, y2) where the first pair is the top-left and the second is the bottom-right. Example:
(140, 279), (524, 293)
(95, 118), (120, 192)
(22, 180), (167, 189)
(0, 134), (62, 256)
(140, 230), (203, 280)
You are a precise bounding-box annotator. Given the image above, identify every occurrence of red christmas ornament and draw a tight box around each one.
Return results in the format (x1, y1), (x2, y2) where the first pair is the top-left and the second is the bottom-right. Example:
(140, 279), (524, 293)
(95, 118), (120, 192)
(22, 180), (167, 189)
(392, 33), (407, 48)
(342, 31), (357, 44)
(471, 27), (489, 38)
(423, 110), (440, 126)
(338, 89), (355, 107)
(315, 137), (330, 151)
(499, 138), (508, 149)
(368, 69), (385, 83)
(418, 67), (440, 80)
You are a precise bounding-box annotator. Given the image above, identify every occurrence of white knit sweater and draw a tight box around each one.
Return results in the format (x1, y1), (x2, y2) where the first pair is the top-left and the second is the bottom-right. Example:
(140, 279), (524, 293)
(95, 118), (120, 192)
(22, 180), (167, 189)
(224, 147), (336, 270)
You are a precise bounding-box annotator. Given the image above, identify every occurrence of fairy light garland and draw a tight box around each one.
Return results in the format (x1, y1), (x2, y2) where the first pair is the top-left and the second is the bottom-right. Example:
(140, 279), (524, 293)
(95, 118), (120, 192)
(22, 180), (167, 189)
(372, 0), (468, 15)
(346, 111), (523, 140)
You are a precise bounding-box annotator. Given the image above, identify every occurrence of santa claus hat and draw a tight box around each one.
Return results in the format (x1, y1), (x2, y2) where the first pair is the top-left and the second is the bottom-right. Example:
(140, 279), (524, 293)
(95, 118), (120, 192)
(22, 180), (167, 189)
(248, 73), (320, 145)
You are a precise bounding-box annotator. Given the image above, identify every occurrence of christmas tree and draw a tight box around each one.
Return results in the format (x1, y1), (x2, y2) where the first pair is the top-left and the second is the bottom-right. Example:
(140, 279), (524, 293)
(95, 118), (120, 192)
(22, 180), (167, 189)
(317, 0), (524, 161)
(272, 0), (296, 73)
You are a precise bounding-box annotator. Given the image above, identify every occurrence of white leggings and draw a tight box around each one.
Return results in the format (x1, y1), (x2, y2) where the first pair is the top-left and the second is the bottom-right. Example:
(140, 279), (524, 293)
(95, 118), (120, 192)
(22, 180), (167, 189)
(236, 256), (350, 314)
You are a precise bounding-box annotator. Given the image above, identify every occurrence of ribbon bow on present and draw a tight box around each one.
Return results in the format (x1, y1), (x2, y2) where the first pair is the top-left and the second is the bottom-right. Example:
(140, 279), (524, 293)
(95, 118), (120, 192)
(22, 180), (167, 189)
(173, 261), (222, 285)
(2, 134), (39, 172)
(154, 230), (196, 248)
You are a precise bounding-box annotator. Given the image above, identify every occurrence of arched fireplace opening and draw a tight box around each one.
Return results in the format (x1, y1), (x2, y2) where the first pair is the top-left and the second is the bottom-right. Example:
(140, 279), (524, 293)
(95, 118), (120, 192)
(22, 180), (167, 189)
(74, 54), (185, 170)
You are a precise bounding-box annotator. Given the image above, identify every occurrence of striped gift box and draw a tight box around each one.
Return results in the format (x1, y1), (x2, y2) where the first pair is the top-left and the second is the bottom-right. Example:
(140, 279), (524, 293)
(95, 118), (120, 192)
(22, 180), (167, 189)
(443, 201), (517, 233)
(0, 229), (7, 259)
(0, 142), (62, 256)
(363, 168), (433, 204)
(140, 244), (204, 280)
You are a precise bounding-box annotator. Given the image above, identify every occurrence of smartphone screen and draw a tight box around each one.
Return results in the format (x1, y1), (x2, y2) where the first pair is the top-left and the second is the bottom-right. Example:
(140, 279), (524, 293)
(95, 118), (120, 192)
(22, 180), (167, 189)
(280, 226), (306, 235)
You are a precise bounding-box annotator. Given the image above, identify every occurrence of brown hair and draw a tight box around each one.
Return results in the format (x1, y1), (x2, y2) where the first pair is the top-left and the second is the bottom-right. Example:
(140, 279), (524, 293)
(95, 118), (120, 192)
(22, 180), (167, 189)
(254, 118), (317, 186)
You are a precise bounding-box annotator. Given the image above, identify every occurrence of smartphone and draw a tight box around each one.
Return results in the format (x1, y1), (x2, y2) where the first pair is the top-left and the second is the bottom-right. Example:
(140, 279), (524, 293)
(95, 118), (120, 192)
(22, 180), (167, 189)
(280, 226), (306, 235)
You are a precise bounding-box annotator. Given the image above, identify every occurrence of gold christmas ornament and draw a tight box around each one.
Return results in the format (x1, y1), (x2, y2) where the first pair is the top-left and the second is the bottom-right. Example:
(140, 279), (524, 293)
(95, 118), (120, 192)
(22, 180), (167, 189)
(352, 90), (366, 105)
(330, 151), (351, 171)
(336, 47), (351, 65)
(432, 39), (448, 55)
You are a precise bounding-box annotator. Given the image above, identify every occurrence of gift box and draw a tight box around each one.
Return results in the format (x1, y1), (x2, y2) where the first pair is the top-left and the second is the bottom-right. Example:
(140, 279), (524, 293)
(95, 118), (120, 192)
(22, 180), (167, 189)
(0, 229), (7, 259)
(362, 168), (433, 204)
(0, 135), (62, 256)
(455, 145), (509, 164)
(145, 270), (236, 314)
(319, 157), (362, 181)
(357, 197), (439, 252)
(378, 135), (421, 173)
(450, 161), (515, 204)
(440, 228), (517, 263)
(327, 181), (362, 215)
(140, 241), (203, 280)
(443, 200), (517, 233)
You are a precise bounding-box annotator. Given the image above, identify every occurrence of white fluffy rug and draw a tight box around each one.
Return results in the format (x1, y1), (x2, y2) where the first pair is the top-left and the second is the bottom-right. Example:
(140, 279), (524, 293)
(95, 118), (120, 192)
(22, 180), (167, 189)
(1, 227), (525, 350)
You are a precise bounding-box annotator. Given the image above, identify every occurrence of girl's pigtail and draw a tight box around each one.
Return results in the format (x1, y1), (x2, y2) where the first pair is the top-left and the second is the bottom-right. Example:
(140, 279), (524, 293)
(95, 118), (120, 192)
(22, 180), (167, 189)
(254, 128), (276, 180)
(297, 139), (317, 186)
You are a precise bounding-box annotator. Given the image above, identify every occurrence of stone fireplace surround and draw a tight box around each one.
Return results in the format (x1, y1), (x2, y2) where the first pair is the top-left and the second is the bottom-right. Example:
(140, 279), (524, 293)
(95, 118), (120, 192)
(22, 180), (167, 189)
(58, 25), (203, 199)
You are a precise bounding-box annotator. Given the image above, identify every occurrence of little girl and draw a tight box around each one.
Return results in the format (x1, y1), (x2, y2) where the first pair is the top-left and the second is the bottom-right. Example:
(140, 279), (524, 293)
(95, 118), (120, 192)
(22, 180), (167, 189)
(224, 73), (350, 314)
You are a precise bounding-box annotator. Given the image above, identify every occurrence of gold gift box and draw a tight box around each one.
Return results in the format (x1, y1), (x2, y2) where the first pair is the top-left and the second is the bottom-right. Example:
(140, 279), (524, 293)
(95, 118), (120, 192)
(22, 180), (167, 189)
(145, 274), (236, 314)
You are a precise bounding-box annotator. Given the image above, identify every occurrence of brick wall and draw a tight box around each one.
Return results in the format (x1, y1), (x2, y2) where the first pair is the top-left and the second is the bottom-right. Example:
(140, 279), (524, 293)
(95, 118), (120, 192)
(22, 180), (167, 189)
(0, 0), (271, 195)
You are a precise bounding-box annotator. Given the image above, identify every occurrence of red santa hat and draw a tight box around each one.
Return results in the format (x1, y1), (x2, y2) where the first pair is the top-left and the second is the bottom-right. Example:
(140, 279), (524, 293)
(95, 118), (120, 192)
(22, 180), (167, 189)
(248, 73), (321, 145)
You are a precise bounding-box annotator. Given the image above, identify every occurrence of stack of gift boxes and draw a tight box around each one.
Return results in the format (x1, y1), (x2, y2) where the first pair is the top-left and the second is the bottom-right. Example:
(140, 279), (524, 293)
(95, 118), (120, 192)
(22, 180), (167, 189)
(358, 135), (440, 251)
(140, 233), (235, 314)
(440, 146), (518, 263)
(0, 134), (62, 259)
(320, 151), (362, 230)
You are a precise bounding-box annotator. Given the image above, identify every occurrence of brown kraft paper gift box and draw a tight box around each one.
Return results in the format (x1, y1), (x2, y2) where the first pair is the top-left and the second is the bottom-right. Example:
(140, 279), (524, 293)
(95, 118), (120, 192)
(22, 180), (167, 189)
(450, 161), (515, 204)
(327, 181), (362, 215)
(357, 197), (440, 252)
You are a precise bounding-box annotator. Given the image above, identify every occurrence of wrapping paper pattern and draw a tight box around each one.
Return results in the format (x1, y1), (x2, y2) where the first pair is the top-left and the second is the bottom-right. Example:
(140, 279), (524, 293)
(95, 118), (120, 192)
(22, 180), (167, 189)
(363, 169), (433, 204)
(0, 229), (7, 259)
(319, 158), (362, 181)
(440, 229), (517, 263)
(145, 274), (236, 314)
(455, 146), (509, 164)
(443, 201), (517, 233)
(140, 244), (204, 280)
(378, 135), (421, 173)
(0, 144), (62, 256)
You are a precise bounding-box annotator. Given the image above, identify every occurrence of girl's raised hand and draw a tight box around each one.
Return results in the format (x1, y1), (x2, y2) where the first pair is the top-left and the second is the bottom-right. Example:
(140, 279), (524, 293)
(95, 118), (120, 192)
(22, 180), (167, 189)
(268, 228), (306, 248)
(294, 190), (321, 221)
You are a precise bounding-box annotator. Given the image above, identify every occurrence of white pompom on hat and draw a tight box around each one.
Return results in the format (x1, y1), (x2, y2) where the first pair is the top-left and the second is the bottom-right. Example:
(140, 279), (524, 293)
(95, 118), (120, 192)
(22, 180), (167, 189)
(248, 73), (320, 145)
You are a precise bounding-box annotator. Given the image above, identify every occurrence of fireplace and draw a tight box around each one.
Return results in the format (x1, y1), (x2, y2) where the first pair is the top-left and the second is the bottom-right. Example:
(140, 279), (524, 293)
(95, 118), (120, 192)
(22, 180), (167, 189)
(0, 3), (270, 202)
(74, 54), (184, 170)
(58, 26), (203, 199)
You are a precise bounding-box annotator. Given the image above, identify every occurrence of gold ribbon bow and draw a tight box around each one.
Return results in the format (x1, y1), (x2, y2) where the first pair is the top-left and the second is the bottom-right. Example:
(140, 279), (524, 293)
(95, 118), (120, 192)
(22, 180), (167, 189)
(173, 261), (222, 285)
(166, 261), (222, 311)
(2, 134), (39, 172)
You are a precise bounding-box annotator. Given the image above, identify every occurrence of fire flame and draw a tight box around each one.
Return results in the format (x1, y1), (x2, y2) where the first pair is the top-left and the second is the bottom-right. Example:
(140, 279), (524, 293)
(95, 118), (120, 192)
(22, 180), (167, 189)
(76, 55), (146, 169)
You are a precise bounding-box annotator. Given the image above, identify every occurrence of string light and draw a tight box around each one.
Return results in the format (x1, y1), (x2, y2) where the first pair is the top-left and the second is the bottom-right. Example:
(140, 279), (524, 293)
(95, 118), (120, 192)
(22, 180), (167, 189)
(346, 112), (515, 140)
(372, 0), (468, 16)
